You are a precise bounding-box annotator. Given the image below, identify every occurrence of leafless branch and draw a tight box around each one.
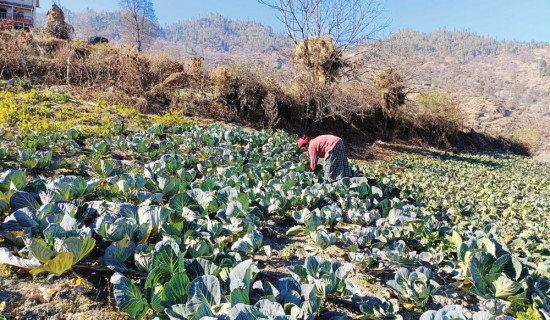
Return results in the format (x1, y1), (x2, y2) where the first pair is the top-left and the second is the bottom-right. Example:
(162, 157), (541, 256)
(259, 0), (387, 54)
(119, 0), (159, 51)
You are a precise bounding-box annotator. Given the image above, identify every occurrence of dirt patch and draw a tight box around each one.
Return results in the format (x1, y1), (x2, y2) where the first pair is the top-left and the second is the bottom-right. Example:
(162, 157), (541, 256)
(0, 271), (125, 320)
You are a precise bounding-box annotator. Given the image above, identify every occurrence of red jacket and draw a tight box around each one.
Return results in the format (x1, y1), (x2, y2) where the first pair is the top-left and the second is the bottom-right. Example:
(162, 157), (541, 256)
(308, 135), (342, 171)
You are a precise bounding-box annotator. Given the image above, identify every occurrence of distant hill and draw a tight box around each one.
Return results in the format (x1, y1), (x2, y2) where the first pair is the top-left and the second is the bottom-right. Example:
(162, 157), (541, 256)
(36, 10), (291, 67)
(163, 14), (290, 54)
(159, 14), (291, 68)
(36, 9), (123, 41)
(384, 29), (549, 58)
(363, 29), (550, 159)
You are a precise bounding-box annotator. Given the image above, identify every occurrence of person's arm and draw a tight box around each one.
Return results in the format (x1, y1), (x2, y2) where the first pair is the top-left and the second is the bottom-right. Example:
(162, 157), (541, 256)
(309, 146), (318, 172)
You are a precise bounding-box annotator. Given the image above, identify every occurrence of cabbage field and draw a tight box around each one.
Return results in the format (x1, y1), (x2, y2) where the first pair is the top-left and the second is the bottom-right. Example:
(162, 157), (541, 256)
(0, 120), (549, 320)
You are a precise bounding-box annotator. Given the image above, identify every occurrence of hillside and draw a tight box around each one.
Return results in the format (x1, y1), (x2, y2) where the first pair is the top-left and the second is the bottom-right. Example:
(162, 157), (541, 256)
(36, 10), (291, 68)
(361, 29), (550, 160)
(156, 14), (291, 68)
(163, 14), (290, 53)
(36, 9), (123, 41)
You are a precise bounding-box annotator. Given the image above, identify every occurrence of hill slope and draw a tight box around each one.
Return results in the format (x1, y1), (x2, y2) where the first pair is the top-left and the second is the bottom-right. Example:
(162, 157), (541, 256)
(363, 29), (550, 159)
(163, 14), (290, 53)
(159, 14), (291, 68)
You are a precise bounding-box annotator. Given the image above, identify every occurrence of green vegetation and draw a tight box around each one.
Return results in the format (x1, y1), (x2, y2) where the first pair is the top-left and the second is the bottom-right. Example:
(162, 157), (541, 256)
(0, 90), (192, 136)
(387, 267), (440, 309)
(518, 307), (544, 320)
(419, 304), (506, 320)
(511, 126), (544, 152)
(360, 297), (402, 320)
(415, 91), (463, 133)
(0, 89), (549, 319)
(280, 243), (299, 260)
(368, 151), (550, 260)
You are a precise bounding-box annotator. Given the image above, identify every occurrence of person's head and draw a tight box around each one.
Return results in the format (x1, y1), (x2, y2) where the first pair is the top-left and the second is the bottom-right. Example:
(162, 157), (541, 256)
(298, 137), (310, 151)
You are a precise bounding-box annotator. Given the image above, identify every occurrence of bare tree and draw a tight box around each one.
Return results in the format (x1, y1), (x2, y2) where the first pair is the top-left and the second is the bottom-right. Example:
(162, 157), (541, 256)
(259, 0), (387, 130)
(260, 0), (385, 48)
(258, 0), (387, 78)
(119, 0), (158, 52)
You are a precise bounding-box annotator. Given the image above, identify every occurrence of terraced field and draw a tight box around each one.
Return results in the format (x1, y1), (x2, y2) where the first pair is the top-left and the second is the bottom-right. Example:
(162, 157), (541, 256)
(0, 90), (549, 320)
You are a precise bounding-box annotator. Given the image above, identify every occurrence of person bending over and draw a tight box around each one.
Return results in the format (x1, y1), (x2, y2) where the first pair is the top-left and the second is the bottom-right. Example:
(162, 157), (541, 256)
(298, 135), (351, 181)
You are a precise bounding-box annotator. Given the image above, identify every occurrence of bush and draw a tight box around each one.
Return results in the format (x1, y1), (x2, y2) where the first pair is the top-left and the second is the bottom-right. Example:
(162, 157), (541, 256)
(287, 73), (377, 129)
(373, 68), (406, 125)
(14, 77), (33, 90)
(261, 93), (279, 129)
(212, 66), (233, 101)
(415, 91), (463, 132)
(212, 65), (286, 124)
(510, 125), (543, 152)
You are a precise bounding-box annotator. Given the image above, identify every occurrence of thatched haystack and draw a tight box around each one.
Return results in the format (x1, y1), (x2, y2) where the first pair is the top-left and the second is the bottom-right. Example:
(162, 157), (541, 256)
(44, 5), (74, 40)
(295, 36), (344, 83)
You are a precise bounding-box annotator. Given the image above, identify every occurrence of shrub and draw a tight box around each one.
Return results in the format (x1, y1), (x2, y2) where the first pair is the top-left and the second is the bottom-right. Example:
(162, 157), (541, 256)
(261, 93), (279, 129)
(286, 74), (376, 129)
(212, 66), (233, 100)
(510, 125), (543, 152)
(14, 77), (33, 90)
(212, 65), (287, 125)
(415, 91), (463, 132)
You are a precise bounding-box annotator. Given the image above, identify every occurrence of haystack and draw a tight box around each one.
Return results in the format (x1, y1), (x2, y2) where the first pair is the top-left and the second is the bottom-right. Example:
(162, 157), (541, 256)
(373, 68), (406, 122)
(44, 5), (74, 40)
(295, 36), (344, 83)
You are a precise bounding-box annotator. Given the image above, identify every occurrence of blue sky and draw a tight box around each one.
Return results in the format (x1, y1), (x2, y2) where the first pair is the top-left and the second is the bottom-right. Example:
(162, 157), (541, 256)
(39, 0), (550, 42)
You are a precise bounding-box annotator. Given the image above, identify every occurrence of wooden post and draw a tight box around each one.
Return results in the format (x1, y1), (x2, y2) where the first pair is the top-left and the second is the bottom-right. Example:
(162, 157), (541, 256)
(66, 54), (72, 85)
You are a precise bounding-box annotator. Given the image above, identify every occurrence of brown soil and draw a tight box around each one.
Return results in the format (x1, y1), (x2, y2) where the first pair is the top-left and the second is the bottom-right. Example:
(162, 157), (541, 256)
(0, 274), (128, 320)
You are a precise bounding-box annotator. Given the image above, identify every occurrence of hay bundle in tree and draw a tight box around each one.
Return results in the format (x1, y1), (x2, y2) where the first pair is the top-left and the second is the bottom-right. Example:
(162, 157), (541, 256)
(44, 5), (74, 40)
(373, 68), (405, 122)
(212, 66), (232, 98)
(295, 36), (344, 83)
(373, 68), (406, 132)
